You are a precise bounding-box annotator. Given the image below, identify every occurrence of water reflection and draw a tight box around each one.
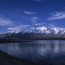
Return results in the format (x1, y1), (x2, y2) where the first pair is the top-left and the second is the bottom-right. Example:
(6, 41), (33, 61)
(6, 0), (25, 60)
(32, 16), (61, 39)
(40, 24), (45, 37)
(0, 40), (65, 64)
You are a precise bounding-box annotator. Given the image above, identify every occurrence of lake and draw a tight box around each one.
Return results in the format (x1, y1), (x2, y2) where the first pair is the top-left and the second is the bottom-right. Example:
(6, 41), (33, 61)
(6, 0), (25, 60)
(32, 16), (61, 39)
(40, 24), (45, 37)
(0, 40), (65, 65)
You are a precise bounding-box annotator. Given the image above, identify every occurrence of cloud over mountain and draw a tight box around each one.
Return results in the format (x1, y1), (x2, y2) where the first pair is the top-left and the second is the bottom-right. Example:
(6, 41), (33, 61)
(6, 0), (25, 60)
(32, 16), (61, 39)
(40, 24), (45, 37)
(8, 25), (29, 33)
(8, 24), (65, 34)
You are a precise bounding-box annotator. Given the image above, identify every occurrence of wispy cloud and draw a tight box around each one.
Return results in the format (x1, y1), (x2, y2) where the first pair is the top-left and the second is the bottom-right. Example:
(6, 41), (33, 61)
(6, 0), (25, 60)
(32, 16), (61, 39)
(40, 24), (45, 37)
(35, 23), (46, 26)
(47, 12), (65, 20)
(24, 11), (36, 15)
(49, 24), (55, 27)
(0, 18), (13, 26)
(31, 16), (39, 24)
(8, 25), (29, 33)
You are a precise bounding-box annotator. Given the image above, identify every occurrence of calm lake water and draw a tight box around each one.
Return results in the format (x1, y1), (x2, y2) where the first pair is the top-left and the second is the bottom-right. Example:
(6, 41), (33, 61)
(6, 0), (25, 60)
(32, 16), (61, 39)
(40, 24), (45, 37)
(0, 40), (65, 65)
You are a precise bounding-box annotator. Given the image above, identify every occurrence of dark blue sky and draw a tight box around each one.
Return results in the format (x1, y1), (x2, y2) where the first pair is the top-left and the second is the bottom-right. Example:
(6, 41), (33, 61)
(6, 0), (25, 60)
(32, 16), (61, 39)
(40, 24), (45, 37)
(0, 0), (65, 33)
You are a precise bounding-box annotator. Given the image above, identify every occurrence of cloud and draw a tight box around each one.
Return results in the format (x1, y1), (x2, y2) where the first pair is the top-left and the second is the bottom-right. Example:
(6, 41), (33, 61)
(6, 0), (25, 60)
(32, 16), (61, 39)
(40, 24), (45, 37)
(24, 11), (36, 15)
(8, 25), (50, 34)
(31, 16), (38, 20)
(51, 27), (65, 34)
(49, 24), (65, 34)
(8, 23), (65, 34)
(0, 18), (13, 26)
(36, 27), (47, 31)
(25, 27), (36, 33)
(36, 26), (51, 34)
(8, 25), (29, 33)
(35, 23), (46, 25)
(31, 16), (39, 24)
(49, 24), (56, 27)
(47, 12), (65, 20)
(51, 28), (59, 34)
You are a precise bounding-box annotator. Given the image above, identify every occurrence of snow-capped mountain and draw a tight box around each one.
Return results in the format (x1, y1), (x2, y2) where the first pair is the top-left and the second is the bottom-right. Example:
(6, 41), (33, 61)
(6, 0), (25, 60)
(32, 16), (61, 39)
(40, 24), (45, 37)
(8, 25), (65, 35)
(1, 26), (65, 41)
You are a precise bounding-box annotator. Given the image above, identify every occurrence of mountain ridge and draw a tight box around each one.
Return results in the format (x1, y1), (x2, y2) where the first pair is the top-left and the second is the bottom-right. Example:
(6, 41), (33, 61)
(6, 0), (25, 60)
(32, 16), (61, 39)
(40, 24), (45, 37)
(0, 26), (65, 41)
(8, 26), (65, 34)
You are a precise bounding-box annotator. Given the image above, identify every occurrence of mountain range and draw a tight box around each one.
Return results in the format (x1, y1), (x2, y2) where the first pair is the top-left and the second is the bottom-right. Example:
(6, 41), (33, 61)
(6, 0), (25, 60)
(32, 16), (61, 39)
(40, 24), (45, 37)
(8, 25), (65, 34)
(0, 26), (65, 42)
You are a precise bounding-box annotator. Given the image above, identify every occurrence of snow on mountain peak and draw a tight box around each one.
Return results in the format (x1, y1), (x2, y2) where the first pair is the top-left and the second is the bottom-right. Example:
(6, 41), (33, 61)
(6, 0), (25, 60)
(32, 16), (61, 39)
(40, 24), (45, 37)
(8, 25), (65, 34)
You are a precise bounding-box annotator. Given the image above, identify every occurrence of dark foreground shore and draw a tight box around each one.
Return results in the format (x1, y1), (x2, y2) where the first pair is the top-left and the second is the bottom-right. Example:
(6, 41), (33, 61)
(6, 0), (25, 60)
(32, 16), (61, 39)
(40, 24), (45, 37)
(0, 50), (38, 65)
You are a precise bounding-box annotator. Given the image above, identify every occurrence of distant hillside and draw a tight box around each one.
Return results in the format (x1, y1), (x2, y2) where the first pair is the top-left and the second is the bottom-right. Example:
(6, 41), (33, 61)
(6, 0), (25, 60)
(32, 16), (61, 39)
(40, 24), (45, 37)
(0, 32), (65, 42)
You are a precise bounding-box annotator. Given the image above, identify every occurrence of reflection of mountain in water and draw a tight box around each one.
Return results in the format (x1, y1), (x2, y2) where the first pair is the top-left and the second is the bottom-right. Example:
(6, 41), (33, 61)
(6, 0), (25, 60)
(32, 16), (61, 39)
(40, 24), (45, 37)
(37, 41), (65, 56)
(0, 40), (65, 65)
(0, 40), (65, 57)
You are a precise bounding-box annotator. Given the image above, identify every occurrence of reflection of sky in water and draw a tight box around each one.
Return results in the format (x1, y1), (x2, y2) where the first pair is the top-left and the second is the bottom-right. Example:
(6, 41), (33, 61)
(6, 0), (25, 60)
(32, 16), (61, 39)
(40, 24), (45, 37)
(0, 40), (65, 64)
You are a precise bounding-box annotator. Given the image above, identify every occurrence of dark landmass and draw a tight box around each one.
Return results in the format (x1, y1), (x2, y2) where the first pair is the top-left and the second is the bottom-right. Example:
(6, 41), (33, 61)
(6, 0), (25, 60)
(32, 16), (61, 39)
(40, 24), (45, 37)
(0, 39), (32, 43)
(0, 32), (65, 43)
(0, 50), (39, 65)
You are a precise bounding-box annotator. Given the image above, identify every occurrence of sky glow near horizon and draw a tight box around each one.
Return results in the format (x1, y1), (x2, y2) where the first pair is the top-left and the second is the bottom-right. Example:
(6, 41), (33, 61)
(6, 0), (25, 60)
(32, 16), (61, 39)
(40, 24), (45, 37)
(0, 0), (65, 33)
